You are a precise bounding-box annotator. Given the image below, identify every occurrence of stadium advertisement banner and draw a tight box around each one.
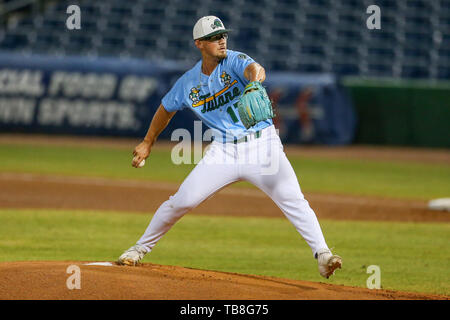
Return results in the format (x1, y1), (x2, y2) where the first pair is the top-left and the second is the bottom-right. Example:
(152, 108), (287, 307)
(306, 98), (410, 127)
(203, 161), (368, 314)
(0, 53), (355, 145)
(0, 53), (194, 139)
(264, 73), (356, 145)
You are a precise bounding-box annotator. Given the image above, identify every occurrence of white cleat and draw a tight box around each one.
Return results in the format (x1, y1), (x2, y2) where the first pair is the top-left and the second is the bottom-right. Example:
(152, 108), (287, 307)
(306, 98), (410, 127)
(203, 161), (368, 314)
(117, 244), (148, 266)
(316, 248), (342, 279)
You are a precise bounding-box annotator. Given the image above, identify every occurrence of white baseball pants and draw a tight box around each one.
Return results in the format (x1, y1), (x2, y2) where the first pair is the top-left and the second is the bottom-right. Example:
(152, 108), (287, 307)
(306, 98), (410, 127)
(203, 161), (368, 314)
(136, 125), (329, 257)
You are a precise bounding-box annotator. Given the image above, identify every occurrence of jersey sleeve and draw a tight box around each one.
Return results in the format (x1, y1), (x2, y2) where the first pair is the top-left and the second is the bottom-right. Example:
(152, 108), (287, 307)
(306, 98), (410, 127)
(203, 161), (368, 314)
(228, 50), (256, 85)
(161, 76), (187, 112)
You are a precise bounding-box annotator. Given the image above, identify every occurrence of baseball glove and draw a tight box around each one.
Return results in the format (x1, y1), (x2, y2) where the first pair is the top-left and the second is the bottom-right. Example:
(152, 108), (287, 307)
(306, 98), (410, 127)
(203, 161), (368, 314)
(237, 81), (274, 129)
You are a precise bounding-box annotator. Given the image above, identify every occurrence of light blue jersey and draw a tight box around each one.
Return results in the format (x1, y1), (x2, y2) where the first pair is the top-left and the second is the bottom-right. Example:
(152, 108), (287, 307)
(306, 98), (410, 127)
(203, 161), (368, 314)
(161, 49), (273, 142)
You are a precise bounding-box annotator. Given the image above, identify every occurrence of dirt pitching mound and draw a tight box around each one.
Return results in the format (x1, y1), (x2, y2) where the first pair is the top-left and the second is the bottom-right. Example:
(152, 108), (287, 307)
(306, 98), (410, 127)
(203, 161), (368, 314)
(0, 261), (448, 300)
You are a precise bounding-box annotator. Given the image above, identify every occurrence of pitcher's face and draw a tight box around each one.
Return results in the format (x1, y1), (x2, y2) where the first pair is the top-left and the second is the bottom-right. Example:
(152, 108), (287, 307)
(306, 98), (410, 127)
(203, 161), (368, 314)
(195, 33), (228, 60)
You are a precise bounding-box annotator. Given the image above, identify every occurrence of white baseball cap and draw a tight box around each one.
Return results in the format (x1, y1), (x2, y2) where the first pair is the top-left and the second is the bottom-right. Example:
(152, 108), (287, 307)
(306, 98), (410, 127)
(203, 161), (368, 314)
(193, 16), (232, 40)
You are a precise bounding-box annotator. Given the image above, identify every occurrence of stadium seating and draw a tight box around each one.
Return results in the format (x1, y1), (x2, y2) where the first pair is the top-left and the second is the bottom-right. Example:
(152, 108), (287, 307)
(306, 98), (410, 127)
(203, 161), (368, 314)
(0, 0), (448, 79)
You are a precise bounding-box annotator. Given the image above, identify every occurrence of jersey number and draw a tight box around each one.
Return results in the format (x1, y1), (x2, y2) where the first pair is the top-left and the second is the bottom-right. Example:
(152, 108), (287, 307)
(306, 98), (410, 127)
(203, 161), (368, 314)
(226, 103), (239, 123)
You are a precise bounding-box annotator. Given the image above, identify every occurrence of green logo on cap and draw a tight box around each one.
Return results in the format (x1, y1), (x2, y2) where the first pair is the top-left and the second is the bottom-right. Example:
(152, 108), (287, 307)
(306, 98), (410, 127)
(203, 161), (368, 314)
(211, 19), (223, 29)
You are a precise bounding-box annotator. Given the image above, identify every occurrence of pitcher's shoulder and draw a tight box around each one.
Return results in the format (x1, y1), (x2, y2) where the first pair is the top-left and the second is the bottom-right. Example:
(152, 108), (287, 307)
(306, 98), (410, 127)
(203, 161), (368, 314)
(226, 49), (249, 59)
(182, 61), (202, 78)
(172, 62), (201, 87)
(228, 50), (253, 60)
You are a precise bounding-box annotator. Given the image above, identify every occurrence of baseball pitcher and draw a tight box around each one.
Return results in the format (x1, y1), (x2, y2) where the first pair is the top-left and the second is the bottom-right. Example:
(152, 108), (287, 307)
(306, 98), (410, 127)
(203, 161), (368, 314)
(118, 16), (342, 279)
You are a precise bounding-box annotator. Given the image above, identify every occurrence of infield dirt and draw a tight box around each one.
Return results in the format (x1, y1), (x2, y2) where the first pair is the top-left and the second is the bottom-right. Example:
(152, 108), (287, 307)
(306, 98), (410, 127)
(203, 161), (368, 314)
(1, 261), (449, 300)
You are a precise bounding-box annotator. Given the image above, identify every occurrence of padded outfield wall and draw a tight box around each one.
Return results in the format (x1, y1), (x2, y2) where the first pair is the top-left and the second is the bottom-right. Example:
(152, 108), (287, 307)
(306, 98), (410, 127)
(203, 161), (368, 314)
(343, 78), (450, 148)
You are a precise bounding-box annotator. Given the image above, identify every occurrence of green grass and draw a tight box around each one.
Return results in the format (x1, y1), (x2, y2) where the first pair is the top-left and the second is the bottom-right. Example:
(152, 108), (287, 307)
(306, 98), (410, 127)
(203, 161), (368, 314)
(289, 157), (450, 200)
(0, 144), (195, 182)
(0, 144), (449, 200)
(0, 209), (448, 296)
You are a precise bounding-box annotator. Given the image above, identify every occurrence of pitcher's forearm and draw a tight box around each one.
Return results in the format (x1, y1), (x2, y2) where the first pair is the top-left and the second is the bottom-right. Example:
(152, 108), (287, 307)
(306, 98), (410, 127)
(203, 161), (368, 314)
(244, 63), (266, 83)
(143, 104), (176, 146)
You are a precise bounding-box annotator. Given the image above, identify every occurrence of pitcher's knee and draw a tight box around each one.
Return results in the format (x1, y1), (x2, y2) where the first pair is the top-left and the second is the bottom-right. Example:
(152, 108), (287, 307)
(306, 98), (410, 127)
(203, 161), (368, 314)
(277, 195), (313, 215)
(167, 194), (198, 215)
(273, 188), (304, 204)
